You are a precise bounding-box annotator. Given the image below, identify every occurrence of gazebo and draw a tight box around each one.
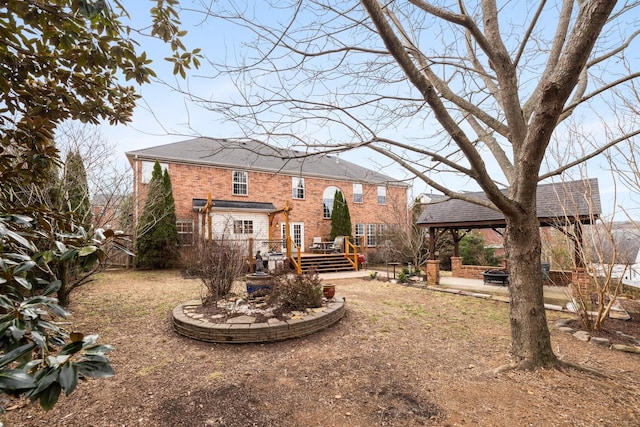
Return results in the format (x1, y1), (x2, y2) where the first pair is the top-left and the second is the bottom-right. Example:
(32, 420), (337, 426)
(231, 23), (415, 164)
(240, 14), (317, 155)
(416, 179), (602, 286)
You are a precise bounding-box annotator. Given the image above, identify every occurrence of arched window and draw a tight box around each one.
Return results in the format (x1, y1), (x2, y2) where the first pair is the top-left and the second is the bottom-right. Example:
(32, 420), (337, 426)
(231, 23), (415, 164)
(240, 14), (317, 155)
(322, 186), (341, 219)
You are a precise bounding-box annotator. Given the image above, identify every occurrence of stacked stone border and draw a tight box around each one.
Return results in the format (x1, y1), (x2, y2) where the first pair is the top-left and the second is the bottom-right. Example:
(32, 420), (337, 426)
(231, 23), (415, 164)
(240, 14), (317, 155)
(172, 298), (346, 343)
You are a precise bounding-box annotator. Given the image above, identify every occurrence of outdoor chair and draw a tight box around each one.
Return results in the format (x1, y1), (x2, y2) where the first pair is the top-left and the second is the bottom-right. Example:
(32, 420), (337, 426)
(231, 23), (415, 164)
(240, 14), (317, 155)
(328, 236), (344, 253)
(309, 237), (322, 252)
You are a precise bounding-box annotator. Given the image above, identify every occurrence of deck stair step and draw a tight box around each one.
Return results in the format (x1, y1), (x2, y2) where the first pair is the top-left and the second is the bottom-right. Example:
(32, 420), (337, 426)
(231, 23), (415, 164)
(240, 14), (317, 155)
(298, 253), (355, 273)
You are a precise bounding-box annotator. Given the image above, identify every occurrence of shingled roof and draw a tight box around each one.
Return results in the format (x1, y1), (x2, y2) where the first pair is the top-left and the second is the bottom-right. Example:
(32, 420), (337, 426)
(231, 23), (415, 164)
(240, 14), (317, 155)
(417, 179), (601, 229)
(126, 137), (407, 186)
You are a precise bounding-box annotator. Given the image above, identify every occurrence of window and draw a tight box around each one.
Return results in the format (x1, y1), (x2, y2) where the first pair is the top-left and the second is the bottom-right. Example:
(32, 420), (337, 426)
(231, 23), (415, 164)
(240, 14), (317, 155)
(353, 183), (363, 203)
(377, 186), (386, 204)
(233, 220), (254, 234)
(292, 177), (305, 199)
(233, 171), (248, 195)
(322, 186), (340, 219)
(354, 223), (365, 247)
(378, 224), (388, 239)
(176, 219), (194, 246)
(367, 224), (377, 247)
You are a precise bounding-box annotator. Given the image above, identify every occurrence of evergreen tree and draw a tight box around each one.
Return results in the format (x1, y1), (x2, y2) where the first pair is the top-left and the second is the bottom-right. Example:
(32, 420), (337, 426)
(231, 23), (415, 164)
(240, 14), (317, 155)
(330, 190), (352, 240)
(161, 168), (179, 251)
(135, 162), (179, 268)
(460, 231), (498, 266)
(61, 150), (92, 231)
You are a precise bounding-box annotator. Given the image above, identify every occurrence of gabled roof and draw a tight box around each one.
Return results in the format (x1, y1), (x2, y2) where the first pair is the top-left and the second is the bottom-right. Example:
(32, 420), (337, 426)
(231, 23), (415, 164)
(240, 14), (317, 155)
(126, 137), (407, 186)
(193, 199), (276, 212)
(417, 179), (601, 229)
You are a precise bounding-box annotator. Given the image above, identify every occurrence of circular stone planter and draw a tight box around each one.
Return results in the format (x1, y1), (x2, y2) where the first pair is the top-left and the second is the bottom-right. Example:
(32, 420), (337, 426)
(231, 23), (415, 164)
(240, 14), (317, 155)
(172, 298), (346, 344)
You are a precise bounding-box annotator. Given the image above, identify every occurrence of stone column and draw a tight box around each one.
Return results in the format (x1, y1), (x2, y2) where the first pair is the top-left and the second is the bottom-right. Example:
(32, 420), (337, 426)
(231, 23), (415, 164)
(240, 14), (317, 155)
(450, 256), (462, 277)
(426, 260), (440, 286)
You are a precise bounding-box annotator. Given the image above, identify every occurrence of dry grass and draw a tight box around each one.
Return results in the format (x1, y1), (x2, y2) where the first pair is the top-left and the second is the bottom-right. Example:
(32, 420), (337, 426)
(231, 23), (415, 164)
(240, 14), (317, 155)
(2, 269), (640, 426)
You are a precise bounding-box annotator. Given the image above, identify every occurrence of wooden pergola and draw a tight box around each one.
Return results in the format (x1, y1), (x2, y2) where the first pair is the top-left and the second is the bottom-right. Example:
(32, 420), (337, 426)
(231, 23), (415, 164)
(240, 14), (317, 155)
(416, 179), (602, 268)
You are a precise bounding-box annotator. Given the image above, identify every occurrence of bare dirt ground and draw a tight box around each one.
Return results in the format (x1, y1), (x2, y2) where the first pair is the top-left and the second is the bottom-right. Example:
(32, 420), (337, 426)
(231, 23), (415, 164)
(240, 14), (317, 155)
(3, 269), (640, 427)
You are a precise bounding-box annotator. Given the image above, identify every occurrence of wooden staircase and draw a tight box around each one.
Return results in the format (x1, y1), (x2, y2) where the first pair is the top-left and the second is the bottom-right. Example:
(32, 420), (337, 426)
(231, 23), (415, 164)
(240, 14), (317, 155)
(298, 253), (355, 274)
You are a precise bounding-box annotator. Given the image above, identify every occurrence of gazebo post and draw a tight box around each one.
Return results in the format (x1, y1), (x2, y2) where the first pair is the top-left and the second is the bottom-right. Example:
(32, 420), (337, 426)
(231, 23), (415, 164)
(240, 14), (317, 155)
(426, 227), (440, 286)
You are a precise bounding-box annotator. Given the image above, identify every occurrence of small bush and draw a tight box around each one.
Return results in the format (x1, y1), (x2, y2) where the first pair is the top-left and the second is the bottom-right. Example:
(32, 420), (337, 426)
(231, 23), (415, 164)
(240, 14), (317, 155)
(267, 268), (323, 311)
(397, 270), (407, 283)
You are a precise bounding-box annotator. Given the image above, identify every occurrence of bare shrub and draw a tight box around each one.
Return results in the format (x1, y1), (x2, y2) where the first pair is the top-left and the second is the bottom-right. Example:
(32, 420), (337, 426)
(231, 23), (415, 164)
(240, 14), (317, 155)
(267, 267), (323, 311)
(188, 239), (247, 305)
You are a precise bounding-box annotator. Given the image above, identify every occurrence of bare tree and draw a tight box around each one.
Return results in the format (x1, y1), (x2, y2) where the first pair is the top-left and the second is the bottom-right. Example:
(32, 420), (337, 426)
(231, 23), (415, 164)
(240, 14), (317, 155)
(55, 122), (132, 230)
(383, 194), (430, 269)
(184, 1), (640, 370)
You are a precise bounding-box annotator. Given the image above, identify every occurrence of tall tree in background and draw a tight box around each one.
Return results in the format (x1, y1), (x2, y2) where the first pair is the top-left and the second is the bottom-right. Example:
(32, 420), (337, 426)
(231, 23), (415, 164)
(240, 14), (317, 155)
(162, 168), (180, 257)
(135, 162), (179, 269)
(330, 190), (352, 240)
(61, 150), (92, 231)
(194, 1), (639, 371)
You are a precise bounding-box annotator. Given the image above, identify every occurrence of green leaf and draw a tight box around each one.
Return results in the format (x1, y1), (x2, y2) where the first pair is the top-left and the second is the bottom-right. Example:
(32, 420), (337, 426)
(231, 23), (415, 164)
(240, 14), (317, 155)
(31, 330), (47, 350)
(0, 343), (36, 369)
(9, 320), (26, 341)
(37, 381), (61, 411)
(78, 245), (97, 257)
(58, 363), (78, 396)
(59, 248), (78, 262)
(13, 260), (36, 274)
(42, 280), (62, 296)
(6, 229), (35, 250)
(0, 295), (14, 310)
(0, 369), (37, 393)
(82, 344), (114, 355)
(76, 360), (115, 379)
(59, 340), (83, 356)
(14, 276), (32, 290)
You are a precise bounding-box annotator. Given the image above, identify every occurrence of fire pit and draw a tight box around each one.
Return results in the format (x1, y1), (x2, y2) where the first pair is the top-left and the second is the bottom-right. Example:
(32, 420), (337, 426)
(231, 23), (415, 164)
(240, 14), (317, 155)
(482, 269), (509, 285)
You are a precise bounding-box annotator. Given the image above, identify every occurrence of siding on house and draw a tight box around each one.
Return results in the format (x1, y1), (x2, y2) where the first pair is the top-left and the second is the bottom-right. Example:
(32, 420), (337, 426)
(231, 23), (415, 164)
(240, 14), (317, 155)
(126, 138), (408, 257)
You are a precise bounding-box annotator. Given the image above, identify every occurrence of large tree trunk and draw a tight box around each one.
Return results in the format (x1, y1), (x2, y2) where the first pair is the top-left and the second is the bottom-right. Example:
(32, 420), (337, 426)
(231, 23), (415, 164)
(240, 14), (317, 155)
(504, 210), (558, 369)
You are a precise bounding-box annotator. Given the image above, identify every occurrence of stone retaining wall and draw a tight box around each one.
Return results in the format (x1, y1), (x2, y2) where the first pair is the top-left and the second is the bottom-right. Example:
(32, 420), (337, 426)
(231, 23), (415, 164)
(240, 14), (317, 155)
(172, 299), (346, 343)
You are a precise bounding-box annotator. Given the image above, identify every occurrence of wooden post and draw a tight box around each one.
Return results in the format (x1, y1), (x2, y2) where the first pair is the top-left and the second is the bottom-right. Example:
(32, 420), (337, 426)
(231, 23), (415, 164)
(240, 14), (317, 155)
(429, 227), (436, 259)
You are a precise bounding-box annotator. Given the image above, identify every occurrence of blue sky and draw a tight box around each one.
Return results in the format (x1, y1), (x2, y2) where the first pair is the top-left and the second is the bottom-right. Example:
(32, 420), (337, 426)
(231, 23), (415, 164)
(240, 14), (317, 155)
(99, 1), (639, 220)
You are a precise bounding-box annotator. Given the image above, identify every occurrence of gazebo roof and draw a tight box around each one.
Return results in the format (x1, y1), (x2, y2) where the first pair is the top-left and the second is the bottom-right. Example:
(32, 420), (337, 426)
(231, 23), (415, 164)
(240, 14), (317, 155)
(417, 179), (601, 229)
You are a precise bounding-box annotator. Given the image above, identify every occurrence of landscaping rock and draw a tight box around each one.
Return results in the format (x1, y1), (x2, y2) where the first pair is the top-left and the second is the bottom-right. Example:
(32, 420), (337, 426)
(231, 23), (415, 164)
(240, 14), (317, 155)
(573, 330), (591, 342)
(611, 344), (640, 354)
(590, 337), (611, 347)
(553, 318), (573, 328)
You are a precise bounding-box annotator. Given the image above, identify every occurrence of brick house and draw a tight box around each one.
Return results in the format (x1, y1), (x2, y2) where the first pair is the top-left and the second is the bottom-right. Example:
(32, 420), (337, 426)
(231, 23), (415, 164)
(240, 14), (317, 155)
(126, 138), (409, 266)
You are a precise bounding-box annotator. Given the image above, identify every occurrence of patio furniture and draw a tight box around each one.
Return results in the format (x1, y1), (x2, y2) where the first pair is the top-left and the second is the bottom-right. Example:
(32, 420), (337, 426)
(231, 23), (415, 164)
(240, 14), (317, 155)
(327, 236), (344, 253)
(309, 237), (322, 252)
